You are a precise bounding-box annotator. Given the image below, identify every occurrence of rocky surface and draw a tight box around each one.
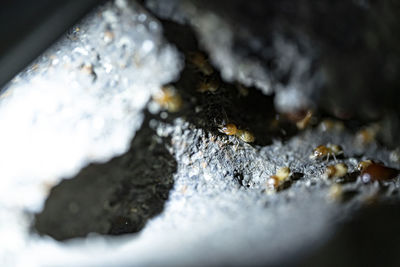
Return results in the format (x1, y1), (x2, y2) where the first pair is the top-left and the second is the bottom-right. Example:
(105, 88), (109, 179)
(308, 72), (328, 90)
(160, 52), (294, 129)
(0, 0), (181, 212)
(0, 0), (181, 265)
(1, 0), (400, 266)
(146, 0), (400, 120)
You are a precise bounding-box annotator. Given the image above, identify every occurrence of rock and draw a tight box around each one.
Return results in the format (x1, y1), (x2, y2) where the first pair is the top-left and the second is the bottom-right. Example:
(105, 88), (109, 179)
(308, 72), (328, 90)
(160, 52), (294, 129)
(2, 0), (400, 266)
(0, 0), (181, 212)
(146, 0), (400, 119)
(0, 0), (181, 264)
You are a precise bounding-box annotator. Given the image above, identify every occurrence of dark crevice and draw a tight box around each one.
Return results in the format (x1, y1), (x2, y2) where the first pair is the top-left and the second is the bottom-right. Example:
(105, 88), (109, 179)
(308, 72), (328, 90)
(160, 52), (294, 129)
(157, 17), (299, 146)
(33, 113), (177, 241)
(300, 202), (400, 267)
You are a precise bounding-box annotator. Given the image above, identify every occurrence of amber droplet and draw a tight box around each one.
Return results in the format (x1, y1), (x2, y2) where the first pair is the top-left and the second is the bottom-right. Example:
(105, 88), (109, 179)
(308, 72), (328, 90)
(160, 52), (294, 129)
(360, 163), (399, 183)
(357, 160), (373, 171)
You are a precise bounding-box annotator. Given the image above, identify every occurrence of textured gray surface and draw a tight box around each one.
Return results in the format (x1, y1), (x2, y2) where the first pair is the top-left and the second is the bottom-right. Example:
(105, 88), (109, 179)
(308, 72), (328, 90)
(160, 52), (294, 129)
(146, 0), (400, 120)
(1, 0), (400, 266)
(0, 0), (181, 265)
(34, 19), (400, 265)
(0, 0), (181, 213)
(32, 101), (400, 266)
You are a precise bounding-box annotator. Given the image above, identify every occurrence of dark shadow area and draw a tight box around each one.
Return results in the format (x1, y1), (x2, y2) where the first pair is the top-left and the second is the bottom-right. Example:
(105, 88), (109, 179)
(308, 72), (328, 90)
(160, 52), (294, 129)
(336, 171), (359, 184)
(158, 18), (298, 146)
(0, 0), (105, 89)
(299, 201), (400, 267)
(34, 114), (177, 241)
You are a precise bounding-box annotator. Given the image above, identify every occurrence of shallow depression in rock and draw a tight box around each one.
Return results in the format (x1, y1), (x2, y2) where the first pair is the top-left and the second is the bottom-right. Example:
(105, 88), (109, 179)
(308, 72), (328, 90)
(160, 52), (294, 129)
(34, 117), (177, 241)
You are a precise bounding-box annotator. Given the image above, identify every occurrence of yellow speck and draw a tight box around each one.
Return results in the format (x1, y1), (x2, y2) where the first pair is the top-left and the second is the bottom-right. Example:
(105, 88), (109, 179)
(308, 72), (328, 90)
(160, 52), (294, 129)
(296, 110), (313, 130)
(327, 184), (343, 201)
(266, 167), (291, 192)
(236, 129), (255, 143)
(153, 85), (182, 112)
